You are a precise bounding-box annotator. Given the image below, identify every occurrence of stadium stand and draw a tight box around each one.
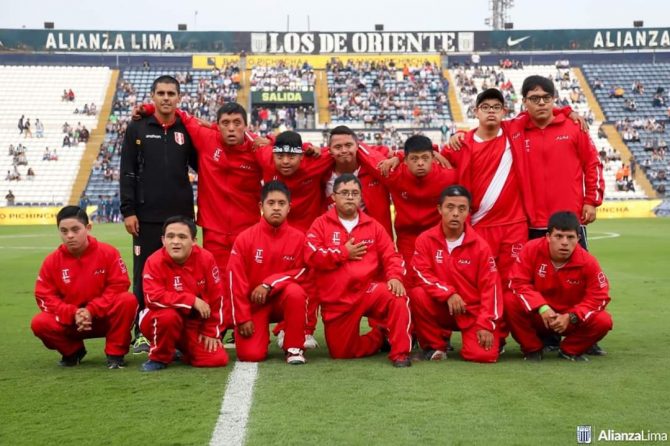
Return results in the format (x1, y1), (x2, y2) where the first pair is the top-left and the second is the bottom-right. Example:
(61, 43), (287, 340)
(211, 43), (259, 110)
(326, 60), (452, 129)
(0, 65), (111, 205)
(583, 63), (670, 197)
(449, 63), (647, 199)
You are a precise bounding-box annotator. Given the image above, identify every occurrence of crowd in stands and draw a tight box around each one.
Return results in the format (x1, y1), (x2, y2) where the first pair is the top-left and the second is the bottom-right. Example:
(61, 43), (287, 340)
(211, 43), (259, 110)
(249, 105), (315, 134)
(6, 143), (38, 182)
(250, 61), (315, 92)
(61, 89), (75, 102)
(452, 65), (519, 119)
(175, 65), (241, 121)
(327, 59), (449, 127)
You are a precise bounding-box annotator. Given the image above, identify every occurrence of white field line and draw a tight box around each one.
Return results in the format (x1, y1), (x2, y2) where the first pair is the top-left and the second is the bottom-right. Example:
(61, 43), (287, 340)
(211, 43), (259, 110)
(209, 361), (259, 446)
(0, 234), (47, 239)
(0, 246), (52, 250)
(589, 232), (621, 241)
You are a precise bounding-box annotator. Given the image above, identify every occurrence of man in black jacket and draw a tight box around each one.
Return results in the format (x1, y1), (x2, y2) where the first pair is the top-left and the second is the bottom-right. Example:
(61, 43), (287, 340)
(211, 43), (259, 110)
(120, 75), (197, 353)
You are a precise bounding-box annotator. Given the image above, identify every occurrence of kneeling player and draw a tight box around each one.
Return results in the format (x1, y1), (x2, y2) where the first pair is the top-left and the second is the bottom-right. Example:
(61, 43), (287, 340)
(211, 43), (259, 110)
(504, 211), (613, 361)
(305, 173), (412, 367)
(227, 181), (309, 364)
(31, 206), (136, 369)
(140, 216), (228, 371)
(411, 186), (503, 363)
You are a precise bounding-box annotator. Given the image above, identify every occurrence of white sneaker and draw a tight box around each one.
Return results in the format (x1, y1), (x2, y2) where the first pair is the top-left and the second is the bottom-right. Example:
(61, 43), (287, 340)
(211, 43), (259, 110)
(425, 349), (447, 361)
(276, 330), (285, 349)
(303, 334), (319, 349)
(286, 348), (306, 365)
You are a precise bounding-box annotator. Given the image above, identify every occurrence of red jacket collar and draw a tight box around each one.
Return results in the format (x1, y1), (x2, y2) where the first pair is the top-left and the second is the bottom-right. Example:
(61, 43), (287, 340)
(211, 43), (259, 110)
(323, 207), (372, 227)
(59, 235), (98, 258)
(258, 215), (291, 235)
(160, 244), (202, 268)
(525, 111), (566, 130)
(539, 237), (587, 268)
(425, 222), (478, 247)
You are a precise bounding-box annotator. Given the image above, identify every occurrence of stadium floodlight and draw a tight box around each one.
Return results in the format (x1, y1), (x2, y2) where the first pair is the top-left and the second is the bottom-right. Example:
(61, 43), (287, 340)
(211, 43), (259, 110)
(44, 22), (54, 29)
(633, 20), (644, 28)
(178, 24), (187, 31)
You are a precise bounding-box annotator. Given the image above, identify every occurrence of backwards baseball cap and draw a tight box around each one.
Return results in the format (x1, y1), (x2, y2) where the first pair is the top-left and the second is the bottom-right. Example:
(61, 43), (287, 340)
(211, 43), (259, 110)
(273, 130), (303, 154)
(476, 88), (505, 107)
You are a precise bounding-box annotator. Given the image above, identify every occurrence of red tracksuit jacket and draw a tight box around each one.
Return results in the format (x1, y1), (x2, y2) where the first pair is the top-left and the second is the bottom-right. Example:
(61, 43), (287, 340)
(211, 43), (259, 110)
(357, 145), (458, 238)
(508, 238), (611, 322)
(504, 113), (604, 228)
(256, 146), (334, 233)
(226, 218), (307, 325)
(412, 224), (502, 332)
(143, 105), (262, 236)
(442, 128), (526, 227)
(35, 236), (131, 325)
(305, 208), (405, 315)
(143, 245), (225, 338)
(323, 146), (393, 236)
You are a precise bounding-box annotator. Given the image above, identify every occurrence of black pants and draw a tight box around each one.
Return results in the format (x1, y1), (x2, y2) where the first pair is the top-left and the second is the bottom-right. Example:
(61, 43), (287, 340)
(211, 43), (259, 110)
(132, 221), (164, 327)
(528, 225), (589, 250)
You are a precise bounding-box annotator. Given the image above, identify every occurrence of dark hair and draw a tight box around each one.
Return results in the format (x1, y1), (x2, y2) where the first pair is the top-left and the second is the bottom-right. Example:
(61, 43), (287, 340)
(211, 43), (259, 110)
(162, 215), (197, 238)
(261, 180), (291, 202)
(333, 173), (362, 192)
(216, 102), (248, 124)
(150, 75), (180, 95)
(329, 125), (357, 144)
(521, 75), (555, 97)
(547, 211), (580, 235)
(274, 130), (303, 150)
(56, 205), (89, 226)
(476, 88), (505, 107)
(439, 185), (472, 205)
(404, 134), (434, 156)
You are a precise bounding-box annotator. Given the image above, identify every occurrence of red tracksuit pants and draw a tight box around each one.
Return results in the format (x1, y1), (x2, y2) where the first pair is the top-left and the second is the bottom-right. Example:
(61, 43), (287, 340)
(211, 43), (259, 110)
(273, 270), (318, 336)
(235, 283), (307, 362)
(474, 221), (527, 342)
(203, 228), (237, 329)
(31, 292), (137, 357)
(503, 291), (613, 356)
(322, 282), (412, 362)
(410, 286), (499, 363)
(140, 309), (229, 367)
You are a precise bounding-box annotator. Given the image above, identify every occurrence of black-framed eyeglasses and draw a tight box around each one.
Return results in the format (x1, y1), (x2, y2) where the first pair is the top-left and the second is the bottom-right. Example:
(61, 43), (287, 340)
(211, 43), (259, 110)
(525, 94), (554, 104)
(478, 104), (504, 112)
(334, 191), (361, 198)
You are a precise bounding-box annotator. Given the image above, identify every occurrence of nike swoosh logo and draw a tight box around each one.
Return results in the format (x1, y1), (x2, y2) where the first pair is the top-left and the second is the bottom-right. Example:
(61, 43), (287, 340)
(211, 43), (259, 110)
(507, 35), (531, 47)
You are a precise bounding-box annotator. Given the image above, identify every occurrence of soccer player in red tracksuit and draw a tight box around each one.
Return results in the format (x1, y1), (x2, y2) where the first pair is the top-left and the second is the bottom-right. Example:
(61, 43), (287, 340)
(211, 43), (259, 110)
(31, 206), (136, 369)
(305, 173), (412, 368)
(227, 181), (309, 364)
(140, 216), (228, 371)
(323, 125), (393, 237)
(512, 76), (604, 247)
(357, 134), (458, 286)
(411, 186), (503, 363)
(504, 211), (613, 361)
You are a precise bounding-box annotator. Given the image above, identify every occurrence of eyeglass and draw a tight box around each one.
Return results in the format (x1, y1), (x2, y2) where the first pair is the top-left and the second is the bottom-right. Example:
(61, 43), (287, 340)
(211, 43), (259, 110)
(525, 94), (554, 104)
(334, 191), (361, 198)
(478, 104), (503, 112)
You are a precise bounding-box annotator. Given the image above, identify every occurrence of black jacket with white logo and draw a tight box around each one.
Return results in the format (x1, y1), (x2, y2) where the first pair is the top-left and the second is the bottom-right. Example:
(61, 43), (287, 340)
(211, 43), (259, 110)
(120, 115), (196, 223)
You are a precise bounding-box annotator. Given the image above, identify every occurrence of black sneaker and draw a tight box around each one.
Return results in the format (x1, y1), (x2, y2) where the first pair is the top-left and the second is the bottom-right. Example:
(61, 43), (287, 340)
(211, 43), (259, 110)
(392, 357), (412, 368)
(586, 343), (607, 356)
(498, 339), (507, 355)
(106, 355), (127, 369)
(541, 333), (561, 352)
(558, 350), (589, 362)
(140, 360), (167, 372)
(523, 350), (543, 361)
(59, 347), (87, 367)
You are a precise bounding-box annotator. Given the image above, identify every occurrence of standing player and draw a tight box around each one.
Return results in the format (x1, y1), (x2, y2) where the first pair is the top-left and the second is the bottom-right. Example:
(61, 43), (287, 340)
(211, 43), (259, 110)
(305, 174), (412, 367)
(120, 75), (196, 354)
(411, 186), (502, 363)
(140, 216), (228, 371)
(504, 211), (613, 361)
(227, 181), (309, 364)
(357, 135), (458, 284)
(31, 206), (136, 369)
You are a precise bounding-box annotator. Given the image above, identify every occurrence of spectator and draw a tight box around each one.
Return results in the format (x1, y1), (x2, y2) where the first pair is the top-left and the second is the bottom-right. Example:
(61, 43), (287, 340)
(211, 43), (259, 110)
(63, 134), (71, 148)
(18, 115), (24, 135)
(23, 118), (32, 138)
(5, 190), (16, 206)
(27, 167), (35, 180)
(43, 148), (51, 161)
(67, 89), (75, 101)
(35, 119), (44, 138)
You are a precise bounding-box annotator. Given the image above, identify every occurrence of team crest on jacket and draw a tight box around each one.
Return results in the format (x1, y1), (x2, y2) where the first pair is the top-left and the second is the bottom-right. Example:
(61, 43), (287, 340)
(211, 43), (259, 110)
(62, 268), (71, 284)
(331, 231), (341, 244)
(254, 249), (264, 264)
(435, 249), (444, 264)
(212, 266), (220, 283)
(173, 276), (183, 291)
(213, 148), (222, 162)
(174, 132), (185, 146)
(118, 258), (127, 274)
(488, 256), (498, 272)
(538, 264), (548, 278)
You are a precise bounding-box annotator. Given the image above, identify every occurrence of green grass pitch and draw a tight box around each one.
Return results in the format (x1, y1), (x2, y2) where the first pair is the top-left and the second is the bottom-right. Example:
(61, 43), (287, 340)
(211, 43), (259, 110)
(0, 218), (668, 445)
